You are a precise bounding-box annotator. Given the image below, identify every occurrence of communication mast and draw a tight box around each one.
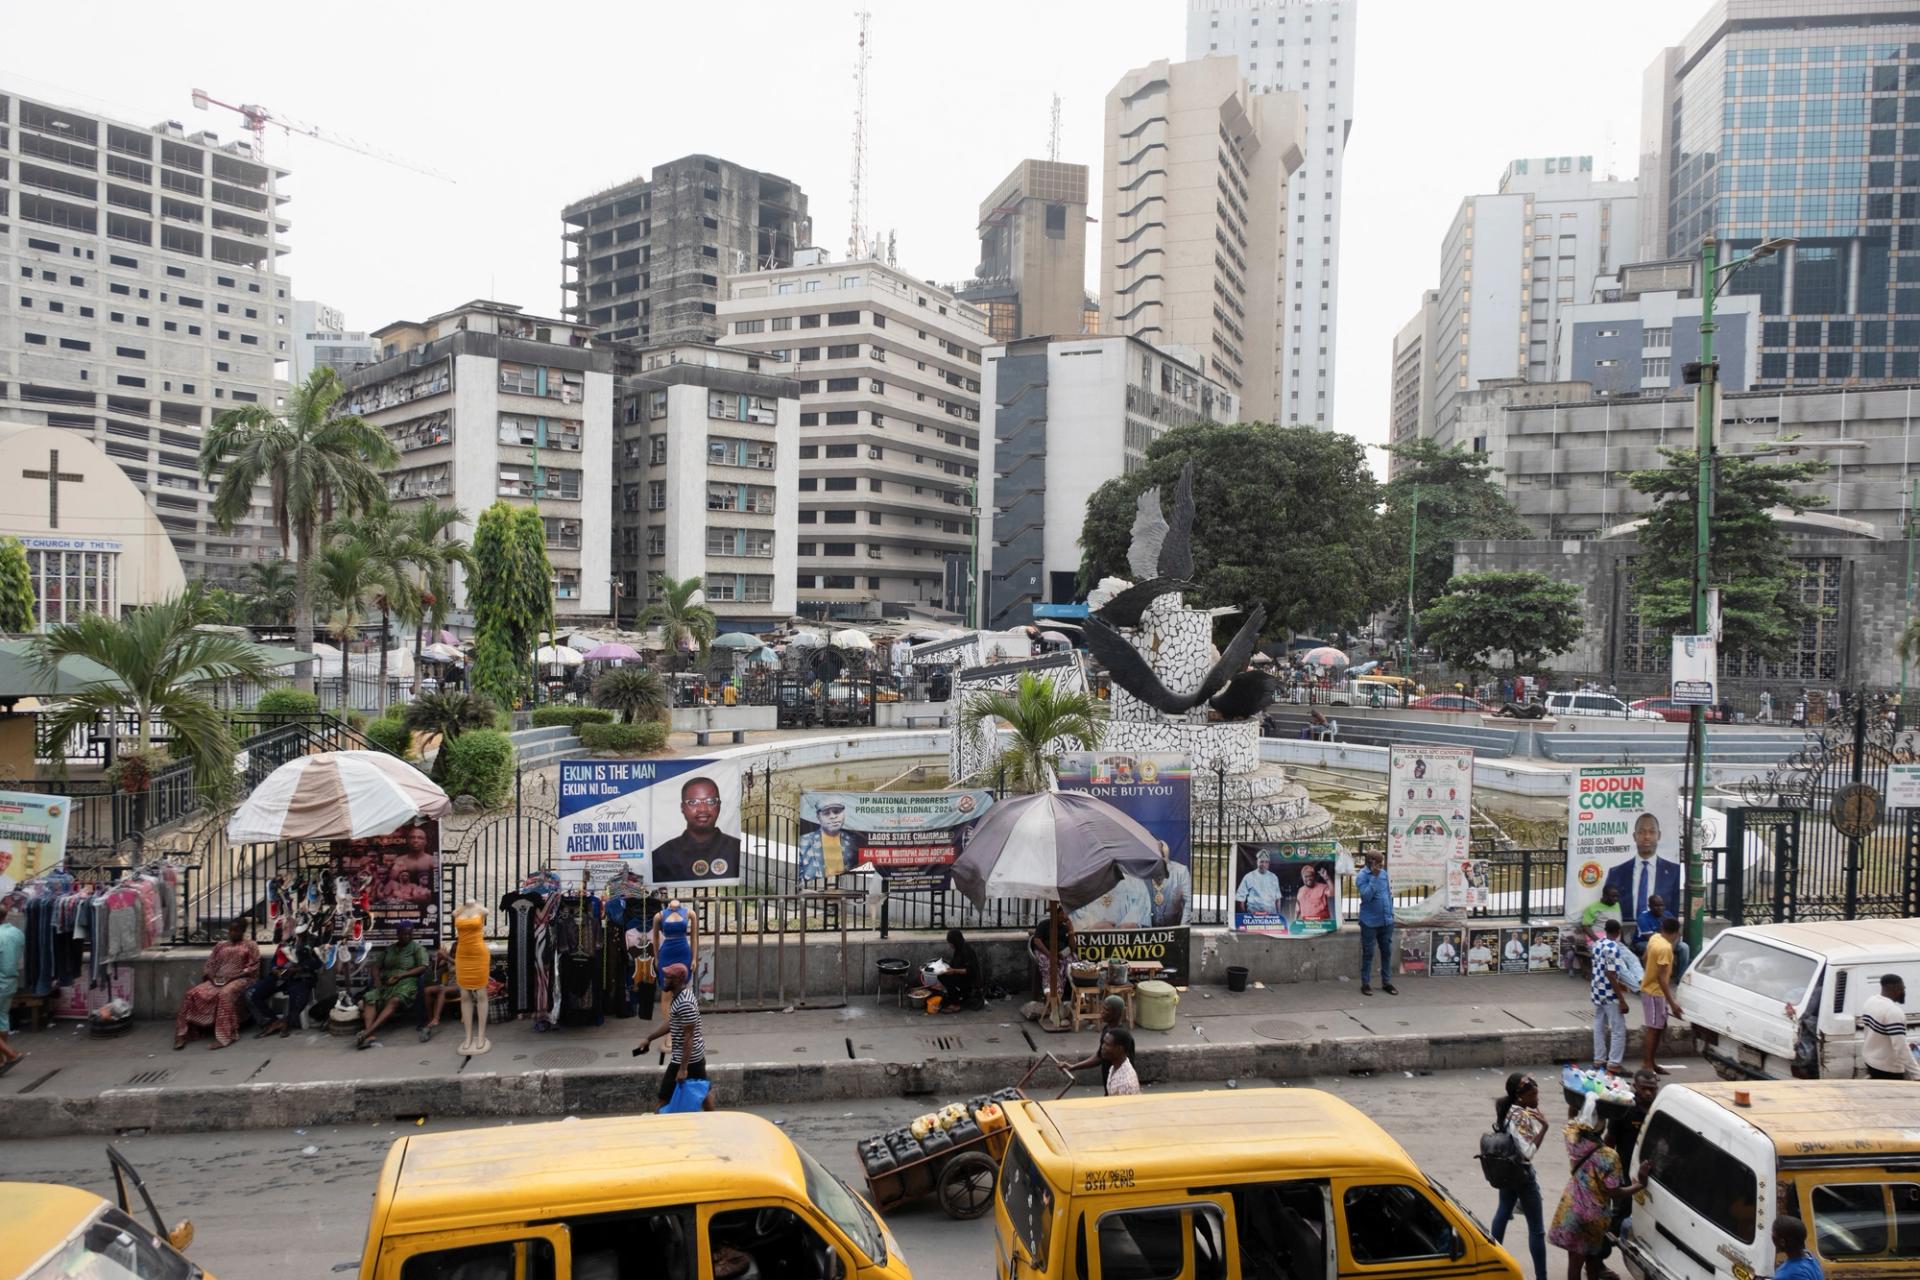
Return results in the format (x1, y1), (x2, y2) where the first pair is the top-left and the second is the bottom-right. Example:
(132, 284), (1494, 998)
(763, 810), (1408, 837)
(1049, 93), (1062, 163)
(190, 88), (452, 182)
(848, 10), (871, 261)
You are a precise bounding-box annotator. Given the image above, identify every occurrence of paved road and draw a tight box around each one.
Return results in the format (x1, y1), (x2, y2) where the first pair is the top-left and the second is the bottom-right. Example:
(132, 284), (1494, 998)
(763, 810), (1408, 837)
(4, 1057), (1706, 1280)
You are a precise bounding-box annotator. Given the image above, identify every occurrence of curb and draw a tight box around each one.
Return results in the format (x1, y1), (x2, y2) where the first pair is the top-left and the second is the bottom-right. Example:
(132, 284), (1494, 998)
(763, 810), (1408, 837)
(0, 1022), (1639, 1137)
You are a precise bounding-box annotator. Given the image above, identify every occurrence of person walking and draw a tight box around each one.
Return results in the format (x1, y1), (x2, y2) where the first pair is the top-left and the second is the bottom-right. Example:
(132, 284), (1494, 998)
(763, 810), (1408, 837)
(1098, 1026), (1141, 1096)
(1771, 1216), (1823, 1280)
(1861, 973), (1920, 1079)
(1066, 995), (1129, 1076)
(637, 963), (713, 1111)
(1640, 917), (1684, 1073)
(1488, 1073), (1550, 1280)
(1547, 1112), (1646, 1280)
(0, 905), (25, 1074)
(1757, 690), (1774, 723)
(1357, 851), (1397, 997)
(1589, 918), (1631, 1075)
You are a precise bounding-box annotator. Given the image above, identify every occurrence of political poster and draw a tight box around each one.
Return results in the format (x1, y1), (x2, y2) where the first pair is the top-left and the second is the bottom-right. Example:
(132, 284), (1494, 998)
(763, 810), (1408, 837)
(1499, 927), (1531, 974)
(797, 790), (993, 893)
(1059, 753), (1192, 931)
(1386, 746), (1474, 923)
(1430, 928), (1464, 976)
(560, 758), (744, 888)
(1075, 926), (1191, 979)
(0, 790), (69, 895)
(1670, 634), (1717, 705)
(326, 818), (441, 941)
(1888, 763), (1920, 810)
(1527, 926), (1559, 972)
(1465, 928), (1500, 974)
(1566, 766), (1682, 923)
(1449, 859), (1491, 910)
(1399, 934), (1430, 976)
(1233, 840), (1341, 936)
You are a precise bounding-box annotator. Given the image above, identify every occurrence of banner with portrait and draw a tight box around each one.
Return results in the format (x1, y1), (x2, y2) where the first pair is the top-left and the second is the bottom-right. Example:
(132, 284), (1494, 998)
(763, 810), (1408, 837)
(1566, 766), (1681, 923)
(1448, 859), (1491, 910)
(1385, 746), (1474, 923)
(560, 758), (744, 888)
(1059, 753), (1192, 931)
(327, 818), (441, 941)
(1074, 926), (1191, 977)
(797, 790), (993, 893)
(0, 790), (70, 895)
(1233, 840), (1342, 936)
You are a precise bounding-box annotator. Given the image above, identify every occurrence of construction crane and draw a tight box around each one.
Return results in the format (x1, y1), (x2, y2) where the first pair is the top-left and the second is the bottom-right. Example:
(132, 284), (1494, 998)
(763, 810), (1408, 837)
(190, 88), (453, 182)
(848, 11), (871, 261)
(1049, 93), (1062, 163)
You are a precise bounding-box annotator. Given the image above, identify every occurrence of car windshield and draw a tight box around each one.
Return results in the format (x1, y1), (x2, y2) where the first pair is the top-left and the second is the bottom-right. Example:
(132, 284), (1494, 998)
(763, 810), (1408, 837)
(1692, 934), (1820, 1005)
(26, 1205), (200, 1280)
(798, 1144), (886, 1264)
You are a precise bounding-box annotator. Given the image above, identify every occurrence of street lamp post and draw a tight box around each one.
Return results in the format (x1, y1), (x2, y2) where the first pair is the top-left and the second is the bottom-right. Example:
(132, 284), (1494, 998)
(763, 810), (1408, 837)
(967, 481), (980, 630)
(1405, 483), (1420, 674)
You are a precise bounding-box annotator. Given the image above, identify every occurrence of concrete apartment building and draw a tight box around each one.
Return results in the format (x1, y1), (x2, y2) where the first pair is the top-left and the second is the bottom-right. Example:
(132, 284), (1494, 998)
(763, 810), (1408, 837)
(952, 159), (1093, 343)
(717, 253), (989, 622)
(1100, 56), (1305, 424)
(979, 334), (1237, 629)
(0, 88), (289, 589)
(1640, 1), (1920, 389)
(339, 300), (614, 625)
(561, 156), (810, 348)
(1425, 157), (1638, 445)
(1554, 257), (1762, 397)
(1189, 0), (1356, 430)
(613, 343), (800, 631)
(1388, 289), (1437, 475)
(290, 299), (377, 382)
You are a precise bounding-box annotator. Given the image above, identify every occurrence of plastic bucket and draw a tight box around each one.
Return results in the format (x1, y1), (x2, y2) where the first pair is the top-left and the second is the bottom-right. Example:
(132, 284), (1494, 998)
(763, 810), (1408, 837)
(1136, 979), (1181, 1030)
(1226, 965), (1250, 993)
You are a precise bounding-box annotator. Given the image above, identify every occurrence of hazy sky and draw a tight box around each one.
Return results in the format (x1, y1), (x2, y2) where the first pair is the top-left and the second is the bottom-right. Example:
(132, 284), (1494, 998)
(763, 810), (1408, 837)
(7, 0), (1697, 452)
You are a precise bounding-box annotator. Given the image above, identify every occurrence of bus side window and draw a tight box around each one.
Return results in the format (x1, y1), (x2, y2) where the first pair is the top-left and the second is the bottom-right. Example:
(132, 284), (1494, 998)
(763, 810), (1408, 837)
(1224, 1184), (1328, 1280)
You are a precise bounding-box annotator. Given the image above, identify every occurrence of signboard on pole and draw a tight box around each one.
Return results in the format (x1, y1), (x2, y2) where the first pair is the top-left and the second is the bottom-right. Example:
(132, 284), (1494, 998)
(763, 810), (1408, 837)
(1386, 745), (1474, 920)
(1566, 766), (1682, 922)
(797, 790), (993, 893)
(559, 758), (745, 888)
(1060, 753), (1192, 930)
(1887, 763), (1920, 810)
(1671, 634), (1718, 705)
(0, 790), (70, 895)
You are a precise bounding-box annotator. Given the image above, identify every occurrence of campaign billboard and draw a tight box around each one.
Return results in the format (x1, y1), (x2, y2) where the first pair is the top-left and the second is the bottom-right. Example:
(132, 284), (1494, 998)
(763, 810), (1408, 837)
(1566, 765), (1682, 922)
(1386, 745), (1474, 923)
(797, 790), (993, 893)
(559, 758), (744, 888)
(1059, 752), (1192, 930)
(1233, 840), (1341, 936)
(0, 790), (70, 895)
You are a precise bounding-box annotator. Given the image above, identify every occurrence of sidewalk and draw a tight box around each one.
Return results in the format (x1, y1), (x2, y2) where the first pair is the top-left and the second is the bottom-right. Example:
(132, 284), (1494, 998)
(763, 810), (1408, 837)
(0, 972), (1674, 1136)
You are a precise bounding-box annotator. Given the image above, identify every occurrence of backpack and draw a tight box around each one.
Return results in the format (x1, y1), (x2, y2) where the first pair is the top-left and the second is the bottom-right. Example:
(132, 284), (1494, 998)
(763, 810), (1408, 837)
(1476, 1125), (1528, 1192)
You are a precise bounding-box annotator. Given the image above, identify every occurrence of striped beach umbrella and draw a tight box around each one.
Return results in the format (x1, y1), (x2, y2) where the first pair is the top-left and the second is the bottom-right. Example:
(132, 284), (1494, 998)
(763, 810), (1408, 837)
(226, 751), (450, 843)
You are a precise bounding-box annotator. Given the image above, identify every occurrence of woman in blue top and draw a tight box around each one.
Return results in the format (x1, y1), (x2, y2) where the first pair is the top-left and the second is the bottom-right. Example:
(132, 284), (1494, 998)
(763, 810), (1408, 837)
(653, 898), (698, 976)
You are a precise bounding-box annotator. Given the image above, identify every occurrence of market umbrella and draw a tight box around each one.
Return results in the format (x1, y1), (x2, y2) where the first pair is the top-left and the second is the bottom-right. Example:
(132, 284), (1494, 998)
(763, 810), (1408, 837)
(535, 645), (583, 666)
(711, 632), (761, 650)
(583, 642), (641, 662)
(421, 642), (466, 664)
(831, 629), (875, 650)
(950, 791), (1164, 912)
(747, 646), (779, 665)
(1348, 659), (1379, 675)
(788, 630), (826, 649)
(1301, 646), (1350, 667)
(226, 750), (449, 843)
(1038, 630), (1071, 646)
(437, 630), (460, 646)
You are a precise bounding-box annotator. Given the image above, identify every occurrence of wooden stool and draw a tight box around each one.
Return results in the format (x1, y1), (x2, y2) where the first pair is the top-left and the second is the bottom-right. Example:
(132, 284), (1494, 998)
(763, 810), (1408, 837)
(10, 993), (50, 1032)
(1068, 986), (1104, 1032)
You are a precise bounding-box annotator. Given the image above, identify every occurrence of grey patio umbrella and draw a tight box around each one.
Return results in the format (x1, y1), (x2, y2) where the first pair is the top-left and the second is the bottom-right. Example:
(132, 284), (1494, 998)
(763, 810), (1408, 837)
(950, 790), (1165, 911)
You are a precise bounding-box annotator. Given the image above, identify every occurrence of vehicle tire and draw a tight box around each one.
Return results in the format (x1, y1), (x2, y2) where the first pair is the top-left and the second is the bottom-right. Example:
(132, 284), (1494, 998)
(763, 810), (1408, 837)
(937, 1151), (999, 1220)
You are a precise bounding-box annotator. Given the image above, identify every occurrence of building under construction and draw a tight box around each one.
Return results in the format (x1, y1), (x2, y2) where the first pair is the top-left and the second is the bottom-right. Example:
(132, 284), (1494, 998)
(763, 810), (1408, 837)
(561, 156), (810, 350)
(953, 159), (1094, 342)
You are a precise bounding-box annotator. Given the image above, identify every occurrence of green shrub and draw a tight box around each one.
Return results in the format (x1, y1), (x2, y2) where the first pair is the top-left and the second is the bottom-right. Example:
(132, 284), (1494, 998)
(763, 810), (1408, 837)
(442, 729), (514, 806)
(363, 716), (412, 759)
(379, 700), (408, 722)
(253, 688), (320, 717)
(578, 720), (668, 755)
(345, 708), (371, 732)
(531, 706), (613, 728)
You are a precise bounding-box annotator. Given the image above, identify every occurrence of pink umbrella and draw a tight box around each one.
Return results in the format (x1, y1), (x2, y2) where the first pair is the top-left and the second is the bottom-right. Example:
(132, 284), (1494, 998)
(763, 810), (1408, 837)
(583, 642), (641, 661)
(1302, 645), (1350, 667)
(437, 629), (459, 645)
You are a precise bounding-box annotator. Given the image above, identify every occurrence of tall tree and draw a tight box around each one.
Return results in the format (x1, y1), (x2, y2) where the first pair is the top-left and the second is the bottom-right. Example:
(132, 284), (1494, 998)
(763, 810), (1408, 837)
(638, 574), (717, 672)
(1079, 423), (1392, 635)
(327, 504), (426, 712)
(513, 506), (555, 697)
(241, 559), (298, 627)
(466, 502), (549, 709)
(1381, 439), (1532, 623)
(199, 367), (397, 692)
(1417, 571), (1584, 678)
(314, 540), (390, 665)
(31, 586), (274, 793)
(1627, 446), (1830, 660)
(401, 502), (472, 696)
(959, 672), (1101, 793)
(0, 536), (38, 632)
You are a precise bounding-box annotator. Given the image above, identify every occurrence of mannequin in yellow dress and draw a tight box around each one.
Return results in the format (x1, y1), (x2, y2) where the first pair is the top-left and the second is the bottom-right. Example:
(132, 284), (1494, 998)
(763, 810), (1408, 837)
(453, 901), (491, 1055)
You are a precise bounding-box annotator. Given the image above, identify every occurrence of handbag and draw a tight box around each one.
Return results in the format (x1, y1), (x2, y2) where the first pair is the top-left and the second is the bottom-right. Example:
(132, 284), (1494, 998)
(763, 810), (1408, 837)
(633, 954), (656, 986)
(661, 1076), (711, 1114)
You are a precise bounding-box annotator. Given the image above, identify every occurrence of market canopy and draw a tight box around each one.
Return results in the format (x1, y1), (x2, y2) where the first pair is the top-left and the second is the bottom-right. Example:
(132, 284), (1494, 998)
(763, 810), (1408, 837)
(710, 632), (761, 650)
(227, 750), (449, 843)
(950, 791), (1164, 911)
(0, 639), (125, 700)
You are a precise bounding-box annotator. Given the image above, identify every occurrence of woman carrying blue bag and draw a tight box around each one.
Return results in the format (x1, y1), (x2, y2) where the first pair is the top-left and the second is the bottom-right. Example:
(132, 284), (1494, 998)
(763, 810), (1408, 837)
(637, 962), (713, 1113)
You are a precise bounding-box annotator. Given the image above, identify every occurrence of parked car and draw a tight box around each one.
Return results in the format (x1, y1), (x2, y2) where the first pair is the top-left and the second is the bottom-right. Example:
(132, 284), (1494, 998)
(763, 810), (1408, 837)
(1542, 690), (1665, 721)
(1407, 693), (1490, 713)
(1325, 677), (1405, 708)
(1630, 696), (1733, 723)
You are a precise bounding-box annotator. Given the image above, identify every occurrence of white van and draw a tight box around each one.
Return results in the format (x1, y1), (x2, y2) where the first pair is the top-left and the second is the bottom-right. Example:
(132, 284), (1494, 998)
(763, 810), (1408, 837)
(1327, 677), (1405, 708)
(1681, 919), (1920, 1080)
(1621, 1080), (1920, 1280)
(1542, 690), (1664, 721)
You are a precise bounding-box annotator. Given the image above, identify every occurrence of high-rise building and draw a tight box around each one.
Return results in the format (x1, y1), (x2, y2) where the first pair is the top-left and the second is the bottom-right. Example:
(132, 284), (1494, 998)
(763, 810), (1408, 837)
(1428, 157), (1638, 442)
(561, 156), (809, 348)
(1388, 289), (1437, 472)
(339, 300), (614, 624)
(1189, 0), (1355, 430)
(952, 160), (1090, 342)
(1640, 1), (1920, 388)
(291, 300), (377, 382)
(1554, 257), (1762, 397)
(0, 88), (290, 589)
(717, 253), (989, 622)
(612, 343), (801, 631)
(979, 334), (1237, 629)
(1099, 56), (1305, 423)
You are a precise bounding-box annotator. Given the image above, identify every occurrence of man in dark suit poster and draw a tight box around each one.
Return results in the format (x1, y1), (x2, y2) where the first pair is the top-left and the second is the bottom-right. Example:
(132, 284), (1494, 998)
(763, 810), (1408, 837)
(651, 776), (743, 885)
(1602, 811), (1681, 921)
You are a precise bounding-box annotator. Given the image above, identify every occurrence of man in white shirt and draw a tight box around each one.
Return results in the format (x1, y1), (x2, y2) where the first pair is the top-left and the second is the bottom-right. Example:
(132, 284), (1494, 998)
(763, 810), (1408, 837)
(1235, 851), (1283, 918)
(1860, 973), (1920, 1080)
(1100, 1026), (1141, 1096)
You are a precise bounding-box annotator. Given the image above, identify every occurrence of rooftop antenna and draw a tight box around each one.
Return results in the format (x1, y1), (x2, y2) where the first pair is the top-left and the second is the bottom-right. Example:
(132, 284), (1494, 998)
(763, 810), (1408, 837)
(1049, 93), (1062, 163)
(849, 10), (871, 262)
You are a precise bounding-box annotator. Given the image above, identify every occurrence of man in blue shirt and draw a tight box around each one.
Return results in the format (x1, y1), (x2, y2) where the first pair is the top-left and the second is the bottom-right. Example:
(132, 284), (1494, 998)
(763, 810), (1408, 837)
(1356, 850), (1396, 996)
(1771, 1216), (1822, 1280)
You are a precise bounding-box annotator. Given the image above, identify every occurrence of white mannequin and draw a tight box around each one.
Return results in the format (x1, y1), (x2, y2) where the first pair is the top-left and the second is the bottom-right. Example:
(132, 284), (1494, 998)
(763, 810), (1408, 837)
(453, 901), (491, 1055)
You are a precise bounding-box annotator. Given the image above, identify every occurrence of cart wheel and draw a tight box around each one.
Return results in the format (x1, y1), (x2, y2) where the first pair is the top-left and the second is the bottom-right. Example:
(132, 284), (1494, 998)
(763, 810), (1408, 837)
(938, 1151), (999, 1220)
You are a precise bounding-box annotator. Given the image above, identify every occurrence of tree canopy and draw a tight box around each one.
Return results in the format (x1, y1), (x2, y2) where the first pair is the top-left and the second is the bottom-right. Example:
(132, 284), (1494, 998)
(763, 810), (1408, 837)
(467, 501), (551, 709)
(1380, 439), (1531, 619)
(1079, 423), (1391, 634)
(1417, 571), (1583, 676)
(0, 537), (37, 632)
(1626, 446), (1829, 660)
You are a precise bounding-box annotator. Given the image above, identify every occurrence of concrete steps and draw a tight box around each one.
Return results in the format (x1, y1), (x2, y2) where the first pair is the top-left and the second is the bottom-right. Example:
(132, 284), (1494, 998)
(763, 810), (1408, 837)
(509, 724), (581, 769)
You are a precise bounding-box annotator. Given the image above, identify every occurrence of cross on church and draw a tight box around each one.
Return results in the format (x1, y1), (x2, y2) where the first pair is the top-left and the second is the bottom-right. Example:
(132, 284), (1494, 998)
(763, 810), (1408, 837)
(23, 449), (83, 530)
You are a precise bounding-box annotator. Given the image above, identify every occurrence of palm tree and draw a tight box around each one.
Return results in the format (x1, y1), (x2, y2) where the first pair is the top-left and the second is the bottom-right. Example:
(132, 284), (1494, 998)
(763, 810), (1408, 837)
(31, 587), (274, 792)
(199, 367), (397, 693)
(592, 667), (669, 725)
(404, 690), (498, 782)
(313, 541), (390, 711)
(327, 505), (424, 712)
(960, 671), (1102, 793)
(400, 502), (471, 697)
(637, 574), (717, 672)
(242, 559), (298, 627)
